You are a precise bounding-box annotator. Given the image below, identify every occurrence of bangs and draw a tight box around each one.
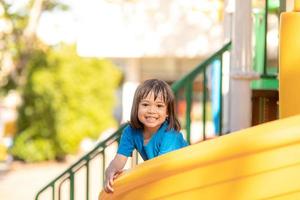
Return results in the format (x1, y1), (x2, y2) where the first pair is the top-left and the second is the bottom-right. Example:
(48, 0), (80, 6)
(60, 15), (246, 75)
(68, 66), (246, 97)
(140, 84), (169, 103)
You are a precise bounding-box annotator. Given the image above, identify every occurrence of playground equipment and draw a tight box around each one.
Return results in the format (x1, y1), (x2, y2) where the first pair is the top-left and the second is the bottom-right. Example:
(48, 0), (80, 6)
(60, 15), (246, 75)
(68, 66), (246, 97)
(99, 115), (300, 200)
(279, 0), (300, 118)
(99, 2), (300, 199)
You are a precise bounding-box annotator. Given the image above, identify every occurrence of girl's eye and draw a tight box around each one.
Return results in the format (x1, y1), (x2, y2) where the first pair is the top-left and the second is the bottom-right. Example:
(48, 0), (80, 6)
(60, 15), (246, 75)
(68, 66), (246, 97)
(157, 104), (165, 108)
(141, 103), (149, 107)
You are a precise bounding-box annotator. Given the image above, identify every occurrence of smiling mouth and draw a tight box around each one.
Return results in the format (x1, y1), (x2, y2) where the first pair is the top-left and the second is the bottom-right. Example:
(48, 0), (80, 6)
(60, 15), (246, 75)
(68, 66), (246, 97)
(145, 116), (158, 120)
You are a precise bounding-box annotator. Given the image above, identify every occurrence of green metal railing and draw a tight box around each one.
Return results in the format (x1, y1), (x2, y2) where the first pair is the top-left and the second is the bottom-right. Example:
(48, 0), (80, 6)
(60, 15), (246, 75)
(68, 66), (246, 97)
(172, 41), (231, 143)
(35, 124), (126, 200)
(35, 42), (231, 200)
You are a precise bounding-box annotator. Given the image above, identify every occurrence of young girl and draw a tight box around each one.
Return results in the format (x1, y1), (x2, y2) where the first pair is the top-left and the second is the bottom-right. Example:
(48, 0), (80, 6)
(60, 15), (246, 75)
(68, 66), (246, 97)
(104, 79), (188, 193)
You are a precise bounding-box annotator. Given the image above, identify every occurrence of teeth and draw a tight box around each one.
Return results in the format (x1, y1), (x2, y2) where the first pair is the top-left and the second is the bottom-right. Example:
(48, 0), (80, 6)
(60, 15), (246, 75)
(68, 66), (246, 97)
(146, 117), (157, 121)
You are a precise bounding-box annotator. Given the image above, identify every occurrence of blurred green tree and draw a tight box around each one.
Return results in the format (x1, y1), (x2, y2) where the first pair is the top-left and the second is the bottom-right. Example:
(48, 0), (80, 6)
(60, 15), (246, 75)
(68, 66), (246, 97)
(11, 45), (122, 162)
(0, 1), (123, 162)
(0, 0), (68, 95)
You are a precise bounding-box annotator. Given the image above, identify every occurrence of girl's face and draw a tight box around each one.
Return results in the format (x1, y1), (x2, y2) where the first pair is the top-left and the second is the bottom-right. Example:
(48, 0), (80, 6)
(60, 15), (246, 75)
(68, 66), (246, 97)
(138, 91), (168, 133)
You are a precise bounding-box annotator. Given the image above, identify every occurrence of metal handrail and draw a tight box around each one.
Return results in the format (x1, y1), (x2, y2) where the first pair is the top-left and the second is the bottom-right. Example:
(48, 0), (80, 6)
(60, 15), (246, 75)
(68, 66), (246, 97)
(35, 42), (231, 200)
(35, 123), (127, 200)
(172, 42), (231, 92)
(172, 41), (231, 143)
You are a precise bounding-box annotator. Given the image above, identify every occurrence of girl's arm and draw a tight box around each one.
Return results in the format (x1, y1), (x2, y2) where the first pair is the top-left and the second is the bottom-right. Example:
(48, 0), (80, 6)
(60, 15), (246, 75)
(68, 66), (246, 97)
(104, 154), (128, 193)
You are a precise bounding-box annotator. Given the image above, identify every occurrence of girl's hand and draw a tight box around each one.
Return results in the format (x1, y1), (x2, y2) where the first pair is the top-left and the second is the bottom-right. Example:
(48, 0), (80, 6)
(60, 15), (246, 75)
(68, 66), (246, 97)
(104, 169), (123, 193)
(103, 154), (127, 193)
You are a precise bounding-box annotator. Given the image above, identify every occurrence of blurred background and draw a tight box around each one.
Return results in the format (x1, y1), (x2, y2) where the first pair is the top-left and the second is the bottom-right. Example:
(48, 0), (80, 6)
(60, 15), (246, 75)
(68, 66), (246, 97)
(0, 0), (281, 199)
(0, 0), (224, 163)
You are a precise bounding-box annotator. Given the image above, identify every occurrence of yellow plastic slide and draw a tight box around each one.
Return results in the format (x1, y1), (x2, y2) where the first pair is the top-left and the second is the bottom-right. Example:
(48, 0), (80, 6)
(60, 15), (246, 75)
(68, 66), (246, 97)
(100, 115), (300, 200)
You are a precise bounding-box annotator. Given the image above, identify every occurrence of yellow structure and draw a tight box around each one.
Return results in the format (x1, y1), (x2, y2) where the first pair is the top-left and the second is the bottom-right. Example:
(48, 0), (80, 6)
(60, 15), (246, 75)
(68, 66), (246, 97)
(295, 0), (300, 11)
(279, 1), (300, 118)
(100, 115), (300, 200)
(99, 3), (300, 200)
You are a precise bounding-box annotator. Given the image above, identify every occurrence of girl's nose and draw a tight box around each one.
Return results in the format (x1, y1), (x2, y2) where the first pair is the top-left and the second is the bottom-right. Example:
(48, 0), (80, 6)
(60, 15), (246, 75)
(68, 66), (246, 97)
(147, 105), (156, 113)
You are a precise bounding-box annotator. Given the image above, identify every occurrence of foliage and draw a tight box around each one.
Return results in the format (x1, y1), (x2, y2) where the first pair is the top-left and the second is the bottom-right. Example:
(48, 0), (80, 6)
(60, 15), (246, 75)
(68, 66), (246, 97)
(11, 45), (122, 162)
(0, 1), (122, 162)
(0, 0), (68, 96)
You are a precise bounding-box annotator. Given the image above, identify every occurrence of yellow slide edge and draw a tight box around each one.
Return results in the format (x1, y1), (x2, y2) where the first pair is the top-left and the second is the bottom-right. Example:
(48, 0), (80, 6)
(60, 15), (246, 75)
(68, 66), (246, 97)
(100, 115), (300, 199)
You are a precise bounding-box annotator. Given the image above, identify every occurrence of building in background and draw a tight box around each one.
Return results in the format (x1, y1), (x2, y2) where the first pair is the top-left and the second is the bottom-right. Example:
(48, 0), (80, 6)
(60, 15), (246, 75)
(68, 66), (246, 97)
(71, 0), (226, 139)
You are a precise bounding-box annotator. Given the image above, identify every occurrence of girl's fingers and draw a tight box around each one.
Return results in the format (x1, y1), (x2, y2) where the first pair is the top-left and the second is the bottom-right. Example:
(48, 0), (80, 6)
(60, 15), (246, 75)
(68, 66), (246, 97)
(104, 173), (116, 193)
(104, 185), (113, 193)
(104, 170), (124, 193)
(109, 176), (114, 187)
(107, 182), (114, 193)
(104, 179), (114, 193)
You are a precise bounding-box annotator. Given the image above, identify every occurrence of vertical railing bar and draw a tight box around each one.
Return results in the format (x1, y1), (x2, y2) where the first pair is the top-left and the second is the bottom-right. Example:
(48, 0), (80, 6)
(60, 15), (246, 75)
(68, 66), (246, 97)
(58, 184), (62, 200)
(70, 171), (74, 200)
(52, 183), (55, 200)
(58, 177), (70, 200)
(219, 55), (223, 135)
(86, 161), (90, 200)
(203, 68), (207, 140)
(185, 81), (193, 144)
(58, 180), (64, 200)
(102, 152), (106, 187)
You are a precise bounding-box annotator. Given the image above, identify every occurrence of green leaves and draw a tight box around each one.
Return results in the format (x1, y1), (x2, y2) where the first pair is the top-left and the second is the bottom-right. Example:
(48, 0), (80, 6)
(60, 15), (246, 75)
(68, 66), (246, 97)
(12, 45), (122, 162)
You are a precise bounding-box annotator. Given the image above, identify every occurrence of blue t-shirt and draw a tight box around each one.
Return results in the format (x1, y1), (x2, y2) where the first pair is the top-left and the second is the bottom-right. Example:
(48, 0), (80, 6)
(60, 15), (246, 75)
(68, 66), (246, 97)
(117, 121), (188, 161)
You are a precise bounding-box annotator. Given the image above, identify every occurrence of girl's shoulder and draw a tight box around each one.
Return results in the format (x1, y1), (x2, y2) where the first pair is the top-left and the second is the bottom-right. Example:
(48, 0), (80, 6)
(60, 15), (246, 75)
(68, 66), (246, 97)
(163, 129), (182, 138)
(164, 130), (188, 146)
(123, 123), (141, 136)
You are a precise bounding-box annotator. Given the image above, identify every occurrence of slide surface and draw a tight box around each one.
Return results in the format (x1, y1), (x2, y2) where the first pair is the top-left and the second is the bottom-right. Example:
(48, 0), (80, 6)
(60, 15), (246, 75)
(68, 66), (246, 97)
(100, 115), (300, 200)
